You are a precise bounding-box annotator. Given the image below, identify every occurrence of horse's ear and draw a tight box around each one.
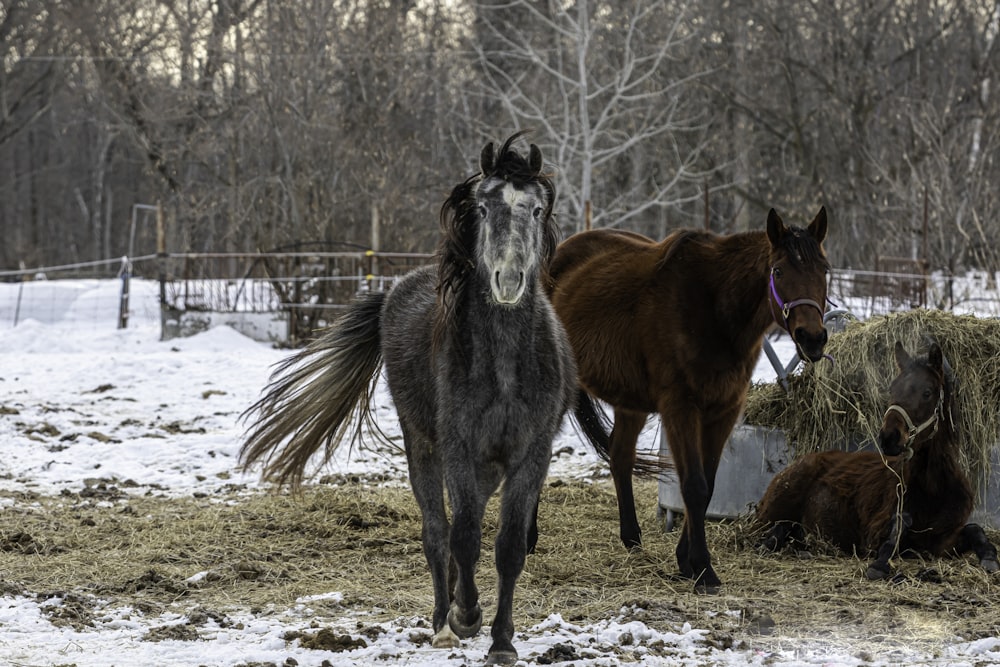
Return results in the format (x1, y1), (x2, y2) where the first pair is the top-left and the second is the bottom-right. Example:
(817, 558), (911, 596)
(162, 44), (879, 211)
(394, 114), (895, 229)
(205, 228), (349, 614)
(894, 340), (911, 370)
(480, 142), (495, 175)
(529, 144), (543, 175)
(927, 343), (943, 374)
(808, 206), (828, 244)
(766, 209), (786, 247)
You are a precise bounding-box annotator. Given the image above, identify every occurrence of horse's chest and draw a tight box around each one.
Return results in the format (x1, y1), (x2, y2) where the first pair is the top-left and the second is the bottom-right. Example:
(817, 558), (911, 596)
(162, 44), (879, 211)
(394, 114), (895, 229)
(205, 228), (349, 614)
(440, 339), (538, 408)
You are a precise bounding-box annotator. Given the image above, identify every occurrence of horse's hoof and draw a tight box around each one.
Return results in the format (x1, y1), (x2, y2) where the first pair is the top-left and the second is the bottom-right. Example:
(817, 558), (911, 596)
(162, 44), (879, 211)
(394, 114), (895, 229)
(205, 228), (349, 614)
(485, 649), (518, 665)
(693, 571), (722, 594)
(694, 581), (721, 595)
(865, 564), (891, 580)
(447, 603), (482, 639)
(622, 536), (642, 550)
(981, 558), (999, 573)
(432, 625), (461, 648)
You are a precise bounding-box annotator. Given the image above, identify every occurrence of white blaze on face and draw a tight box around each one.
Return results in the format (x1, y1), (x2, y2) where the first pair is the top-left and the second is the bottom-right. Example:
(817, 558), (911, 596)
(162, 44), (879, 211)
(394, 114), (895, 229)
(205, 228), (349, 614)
(479, 181), (539, 305)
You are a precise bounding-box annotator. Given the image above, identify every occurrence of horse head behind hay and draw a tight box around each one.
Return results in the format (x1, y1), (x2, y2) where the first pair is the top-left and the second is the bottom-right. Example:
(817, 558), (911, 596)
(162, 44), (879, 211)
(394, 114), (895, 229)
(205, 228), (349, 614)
(755, 340), (999, 580)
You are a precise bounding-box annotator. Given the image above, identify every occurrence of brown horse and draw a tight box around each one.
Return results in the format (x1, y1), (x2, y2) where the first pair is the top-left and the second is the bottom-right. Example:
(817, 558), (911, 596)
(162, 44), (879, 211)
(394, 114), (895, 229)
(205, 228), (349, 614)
(756, 340), (999, 579)
(548, 208), (830, 592)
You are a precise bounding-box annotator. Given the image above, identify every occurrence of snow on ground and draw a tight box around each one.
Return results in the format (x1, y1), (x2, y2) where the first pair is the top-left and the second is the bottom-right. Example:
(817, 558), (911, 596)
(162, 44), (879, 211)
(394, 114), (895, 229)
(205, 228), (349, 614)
(2, 279), (998, 666)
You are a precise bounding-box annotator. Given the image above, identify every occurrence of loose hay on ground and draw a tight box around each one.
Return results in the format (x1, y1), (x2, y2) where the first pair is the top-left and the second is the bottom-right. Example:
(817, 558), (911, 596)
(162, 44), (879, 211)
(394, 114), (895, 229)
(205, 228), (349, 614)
(1, 478), (998, 655)
(745, 310), (1000, 497)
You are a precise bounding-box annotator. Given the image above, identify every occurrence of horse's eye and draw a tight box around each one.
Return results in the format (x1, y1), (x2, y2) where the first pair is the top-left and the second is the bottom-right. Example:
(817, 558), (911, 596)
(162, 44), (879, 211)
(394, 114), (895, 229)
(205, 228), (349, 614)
(478, 204), (488, 218)
(923, 389), (933, 400)
(772, 267), (783, 279)
(532, 206), (543, 219)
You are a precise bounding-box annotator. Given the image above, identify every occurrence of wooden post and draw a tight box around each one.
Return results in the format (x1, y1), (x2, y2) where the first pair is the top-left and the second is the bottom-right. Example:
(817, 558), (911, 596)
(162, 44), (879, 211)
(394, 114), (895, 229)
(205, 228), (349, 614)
(922, 188), (929, 265)
(703, 180), (710, 230)
(156, 201), (168, 339)
(117, 256), (131, 329)
(922, 188), (929, 305)
(369, 204), (380, 290)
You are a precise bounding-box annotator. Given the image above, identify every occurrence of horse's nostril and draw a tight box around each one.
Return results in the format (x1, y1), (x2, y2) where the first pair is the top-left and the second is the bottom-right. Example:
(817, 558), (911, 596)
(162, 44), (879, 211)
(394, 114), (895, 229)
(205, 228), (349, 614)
(794, 327), (827, 346)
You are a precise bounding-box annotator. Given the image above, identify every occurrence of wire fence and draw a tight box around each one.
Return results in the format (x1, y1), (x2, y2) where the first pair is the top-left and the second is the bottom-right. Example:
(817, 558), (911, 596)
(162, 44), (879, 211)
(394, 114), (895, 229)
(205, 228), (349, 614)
(0, 252), (435, 341)
(2, 255), (999, 341)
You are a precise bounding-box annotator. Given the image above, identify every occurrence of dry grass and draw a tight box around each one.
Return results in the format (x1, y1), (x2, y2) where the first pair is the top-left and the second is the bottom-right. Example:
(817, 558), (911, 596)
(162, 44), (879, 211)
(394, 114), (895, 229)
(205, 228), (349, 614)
(745, 310), (1000, 497)
(2, 478), (998, 655)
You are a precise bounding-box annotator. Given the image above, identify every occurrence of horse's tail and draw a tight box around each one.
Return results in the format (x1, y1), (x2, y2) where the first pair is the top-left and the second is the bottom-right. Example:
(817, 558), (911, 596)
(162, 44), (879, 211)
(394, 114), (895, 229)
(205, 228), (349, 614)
(573, 388), (673, 476)
(573, 388), (612, 455)
(239, 291), (385, 488)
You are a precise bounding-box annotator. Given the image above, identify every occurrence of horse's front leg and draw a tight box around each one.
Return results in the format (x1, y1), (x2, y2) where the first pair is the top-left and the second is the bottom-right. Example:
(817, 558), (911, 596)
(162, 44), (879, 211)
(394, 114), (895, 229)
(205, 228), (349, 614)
(955, 523), (1000, 573)
(444, 467), (486, 642)
(404, 433), (456, 648)
(486, 449), (549, 665)
(867, 512), (912, 580)
(609, 410), (647, 549)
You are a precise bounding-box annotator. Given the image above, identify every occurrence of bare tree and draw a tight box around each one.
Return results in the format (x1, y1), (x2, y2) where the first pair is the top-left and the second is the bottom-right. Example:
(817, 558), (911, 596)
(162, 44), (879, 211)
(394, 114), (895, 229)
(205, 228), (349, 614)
(473, 0), (719, 235)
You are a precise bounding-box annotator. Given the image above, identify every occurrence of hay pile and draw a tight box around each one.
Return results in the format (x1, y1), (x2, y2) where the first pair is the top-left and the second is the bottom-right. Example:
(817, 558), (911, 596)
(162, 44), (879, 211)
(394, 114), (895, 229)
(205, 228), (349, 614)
(744, 310), (1000, 496)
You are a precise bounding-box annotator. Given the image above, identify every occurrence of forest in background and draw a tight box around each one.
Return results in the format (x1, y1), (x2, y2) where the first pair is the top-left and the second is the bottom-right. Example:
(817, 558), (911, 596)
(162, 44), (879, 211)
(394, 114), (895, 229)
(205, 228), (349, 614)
(1, 0), (997, 274)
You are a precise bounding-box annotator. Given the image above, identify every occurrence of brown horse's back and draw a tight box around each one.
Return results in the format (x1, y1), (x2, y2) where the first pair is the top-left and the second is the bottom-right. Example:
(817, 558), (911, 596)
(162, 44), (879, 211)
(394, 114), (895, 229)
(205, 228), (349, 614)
(548, 227), (766, 415)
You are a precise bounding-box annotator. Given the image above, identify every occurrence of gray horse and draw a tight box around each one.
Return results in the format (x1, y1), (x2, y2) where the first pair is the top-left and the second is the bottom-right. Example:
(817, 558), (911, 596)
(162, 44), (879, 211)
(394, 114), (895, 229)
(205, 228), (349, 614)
(240, 134), (577, 666)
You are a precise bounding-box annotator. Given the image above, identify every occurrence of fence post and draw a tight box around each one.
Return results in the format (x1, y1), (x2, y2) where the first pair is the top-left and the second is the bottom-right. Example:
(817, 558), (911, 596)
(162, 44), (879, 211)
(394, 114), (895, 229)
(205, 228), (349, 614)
(156, 201), (168, 340)
(13, 278), (24, 327)
(117, 256), (131, 329)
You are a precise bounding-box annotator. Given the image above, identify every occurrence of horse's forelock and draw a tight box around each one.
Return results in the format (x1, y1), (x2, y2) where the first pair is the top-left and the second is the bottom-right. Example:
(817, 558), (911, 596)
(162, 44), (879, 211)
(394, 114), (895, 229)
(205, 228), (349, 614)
(779, 225), (829, 270)
(488, 138), (544, 185)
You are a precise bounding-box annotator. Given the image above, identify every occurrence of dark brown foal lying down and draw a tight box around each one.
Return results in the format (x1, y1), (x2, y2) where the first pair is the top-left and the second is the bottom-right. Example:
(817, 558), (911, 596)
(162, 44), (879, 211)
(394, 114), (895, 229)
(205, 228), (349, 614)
(756, 340), (998, 579)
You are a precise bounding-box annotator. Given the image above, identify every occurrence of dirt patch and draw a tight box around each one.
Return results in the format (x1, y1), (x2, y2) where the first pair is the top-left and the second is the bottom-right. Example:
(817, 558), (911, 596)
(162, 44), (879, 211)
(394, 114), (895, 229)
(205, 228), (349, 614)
(1, 479), (998, 655)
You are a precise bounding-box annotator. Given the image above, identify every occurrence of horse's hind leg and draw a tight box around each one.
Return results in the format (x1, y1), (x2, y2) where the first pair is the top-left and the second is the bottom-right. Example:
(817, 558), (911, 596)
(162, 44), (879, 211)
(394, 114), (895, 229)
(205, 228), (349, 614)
(666, 406), (733, 593)
(955, 523), (1000, 573)
(761, 520), (805, 553)
(609, 410), (647, 549)
(404, 433), (457, 648)
(526, 496), (539, 555)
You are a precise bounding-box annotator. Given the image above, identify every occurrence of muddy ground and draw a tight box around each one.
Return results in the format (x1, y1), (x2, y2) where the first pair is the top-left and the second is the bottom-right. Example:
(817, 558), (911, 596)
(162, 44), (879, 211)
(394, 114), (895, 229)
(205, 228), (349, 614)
(1, 477), (998, 663)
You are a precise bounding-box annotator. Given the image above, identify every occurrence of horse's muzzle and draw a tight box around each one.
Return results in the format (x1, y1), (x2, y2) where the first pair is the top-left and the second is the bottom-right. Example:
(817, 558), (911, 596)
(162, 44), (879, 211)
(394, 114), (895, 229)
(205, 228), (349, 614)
(878, 425), (905, 457)
(491, 269), (526, 305)
(793, 326), (828, 362)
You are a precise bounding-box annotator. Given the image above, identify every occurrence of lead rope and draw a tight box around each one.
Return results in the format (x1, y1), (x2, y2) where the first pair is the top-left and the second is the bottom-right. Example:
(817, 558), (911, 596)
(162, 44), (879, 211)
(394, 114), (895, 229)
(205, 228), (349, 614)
(878, 386), (945, 568)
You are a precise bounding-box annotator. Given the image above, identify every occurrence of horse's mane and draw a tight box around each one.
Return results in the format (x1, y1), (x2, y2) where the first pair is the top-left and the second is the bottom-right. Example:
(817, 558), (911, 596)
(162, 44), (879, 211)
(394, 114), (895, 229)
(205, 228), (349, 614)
(925, 342), (959, 440)
(434, 132), (557, 341)
(657, 224), (829, 274)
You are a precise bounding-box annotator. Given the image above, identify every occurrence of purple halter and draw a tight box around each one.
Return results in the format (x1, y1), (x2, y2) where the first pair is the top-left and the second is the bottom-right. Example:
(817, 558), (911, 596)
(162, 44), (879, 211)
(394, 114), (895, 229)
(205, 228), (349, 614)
(768, 267), (826, 334)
